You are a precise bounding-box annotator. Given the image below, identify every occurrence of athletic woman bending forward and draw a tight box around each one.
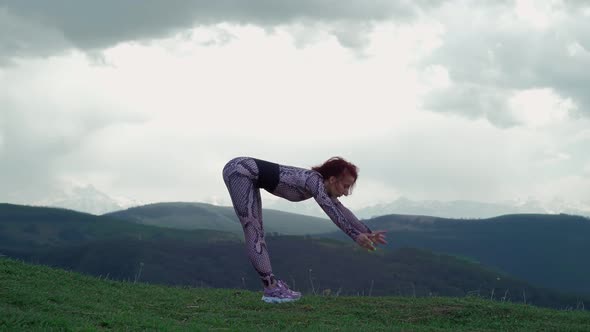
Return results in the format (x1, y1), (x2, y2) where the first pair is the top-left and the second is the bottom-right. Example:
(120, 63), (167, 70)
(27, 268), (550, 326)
(222, 156), (387, 303)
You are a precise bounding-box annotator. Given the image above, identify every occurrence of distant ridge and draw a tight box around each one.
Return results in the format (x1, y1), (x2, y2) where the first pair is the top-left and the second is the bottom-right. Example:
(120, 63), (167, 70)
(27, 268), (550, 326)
(355, 197), (590, 219)
(105, 201), (338, 235)
(22, 183), (590, 220)
(351, 213), (590, 295)
(32, 184), (141, 215)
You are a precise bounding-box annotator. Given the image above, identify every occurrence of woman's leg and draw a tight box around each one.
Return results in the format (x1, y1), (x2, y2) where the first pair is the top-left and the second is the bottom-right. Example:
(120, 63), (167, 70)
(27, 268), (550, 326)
(222, 157), (276, 288)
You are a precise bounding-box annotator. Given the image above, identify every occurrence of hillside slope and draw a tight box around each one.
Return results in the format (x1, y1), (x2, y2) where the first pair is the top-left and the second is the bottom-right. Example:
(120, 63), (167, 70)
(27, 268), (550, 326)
(2, 203), (588, 310)
(318, 213), (590, 295)
(2, 258), (589, 331)
(105, 202), (337, 235)
(0, 203), (241, 250)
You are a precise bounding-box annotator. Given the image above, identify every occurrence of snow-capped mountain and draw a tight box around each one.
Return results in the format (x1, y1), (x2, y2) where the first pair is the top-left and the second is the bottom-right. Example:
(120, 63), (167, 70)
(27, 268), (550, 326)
(253, 195), (590, 219)
(35, 185), (141, 215)
(354, 197), (590, 219)
(263, 197), (326, 218)
(29, 184), (590, 219)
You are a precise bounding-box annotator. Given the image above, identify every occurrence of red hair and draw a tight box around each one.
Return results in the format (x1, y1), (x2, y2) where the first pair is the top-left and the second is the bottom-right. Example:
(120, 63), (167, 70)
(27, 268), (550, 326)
(312, 157), (359, 181)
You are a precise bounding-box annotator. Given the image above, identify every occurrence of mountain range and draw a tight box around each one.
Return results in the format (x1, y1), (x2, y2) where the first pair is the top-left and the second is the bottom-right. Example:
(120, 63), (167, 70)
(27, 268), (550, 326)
(11, 198), (589, 295)
(348, 213), (590, 295)
(355, 197), (590, 219)
(32, 184), (141, 215)
(105, 201), (338, 235)
(2, 203), (588, 310)
(24, 184), (590, 219)
(106, 202), (590, 295)
(266, 196), (590, 219)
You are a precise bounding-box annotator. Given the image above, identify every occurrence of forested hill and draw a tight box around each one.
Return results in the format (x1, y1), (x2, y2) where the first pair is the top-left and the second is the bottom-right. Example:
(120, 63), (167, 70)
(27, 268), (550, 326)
(346, 213), (590, 295)
(1, 203), (589, 309)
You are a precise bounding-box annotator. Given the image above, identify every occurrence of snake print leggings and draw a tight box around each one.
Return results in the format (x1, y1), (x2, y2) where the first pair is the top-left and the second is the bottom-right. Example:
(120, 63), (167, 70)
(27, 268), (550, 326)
(222, 157), (276, 287)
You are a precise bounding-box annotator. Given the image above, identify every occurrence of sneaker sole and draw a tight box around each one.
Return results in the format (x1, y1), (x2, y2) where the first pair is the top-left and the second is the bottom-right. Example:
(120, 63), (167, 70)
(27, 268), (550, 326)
(261, 296), (301, 304)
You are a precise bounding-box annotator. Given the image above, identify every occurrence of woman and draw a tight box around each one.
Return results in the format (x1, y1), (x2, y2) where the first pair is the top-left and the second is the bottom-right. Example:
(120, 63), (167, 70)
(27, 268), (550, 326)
(222, 156), (387, 303)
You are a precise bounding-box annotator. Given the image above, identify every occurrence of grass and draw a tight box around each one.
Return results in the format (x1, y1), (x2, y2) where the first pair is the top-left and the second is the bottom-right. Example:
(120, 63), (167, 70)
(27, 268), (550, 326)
(1, 257), (589, 331)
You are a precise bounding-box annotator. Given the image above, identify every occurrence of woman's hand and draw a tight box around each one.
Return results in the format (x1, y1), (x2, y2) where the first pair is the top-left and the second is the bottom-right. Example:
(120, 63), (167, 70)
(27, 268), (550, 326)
(356, 230), (387, 251)
(367, 230), (387, 246)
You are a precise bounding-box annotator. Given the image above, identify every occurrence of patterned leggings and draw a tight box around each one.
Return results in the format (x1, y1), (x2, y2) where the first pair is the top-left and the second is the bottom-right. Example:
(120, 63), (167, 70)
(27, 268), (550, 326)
(222, 157), (276, 287)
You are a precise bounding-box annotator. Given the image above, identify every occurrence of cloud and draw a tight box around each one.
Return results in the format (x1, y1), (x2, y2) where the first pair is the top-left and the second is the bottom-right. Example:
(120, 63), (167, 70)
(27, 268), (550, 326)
(420, 0), (590, 123)
(2, 0), (590, 211)
(0, 0), (429, 62)
(423, 83), (515, 127)
(0, 8), (70, 66)
(0, 56), (144, 203)
(352, 114), (527, 202)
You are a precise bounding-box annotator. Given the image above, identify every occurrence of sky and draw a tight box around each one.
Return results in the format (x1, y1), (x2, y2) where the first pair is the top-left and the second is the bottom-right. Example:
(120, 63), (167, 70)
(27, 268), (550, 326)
(1, 0), (590, 212)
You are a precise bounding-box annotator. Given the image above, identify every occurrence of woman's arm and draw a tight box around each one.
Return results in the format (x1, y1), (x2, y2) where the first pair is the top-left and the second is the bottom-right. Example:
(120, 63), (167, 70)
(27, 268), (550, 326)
(333, 199), (372, 235)
(307, 172), (374, 242)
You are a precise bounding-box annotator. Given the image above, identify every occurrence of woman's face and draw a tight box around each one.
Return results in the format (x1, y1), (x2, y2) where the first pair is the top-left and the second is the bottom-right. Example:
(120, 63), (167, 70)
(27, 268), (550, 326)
(325, 172), (356, 198)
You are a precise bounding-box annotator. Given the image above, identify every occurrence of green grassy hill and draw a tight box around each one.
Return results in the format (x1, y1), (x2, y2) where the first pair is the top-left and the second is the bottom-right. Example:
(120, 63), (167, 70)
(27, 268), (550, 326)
(1, 258), (589, 331)
(105, 201), (337, 235)
(0, 203), (240, 250)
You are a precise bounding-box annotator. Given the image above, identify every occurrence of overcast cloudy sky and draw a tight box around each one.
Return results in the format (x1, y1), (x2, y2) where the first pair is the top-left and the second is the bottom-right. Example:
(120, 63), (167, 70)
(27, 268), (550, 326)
(1, 0), (590, 212)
